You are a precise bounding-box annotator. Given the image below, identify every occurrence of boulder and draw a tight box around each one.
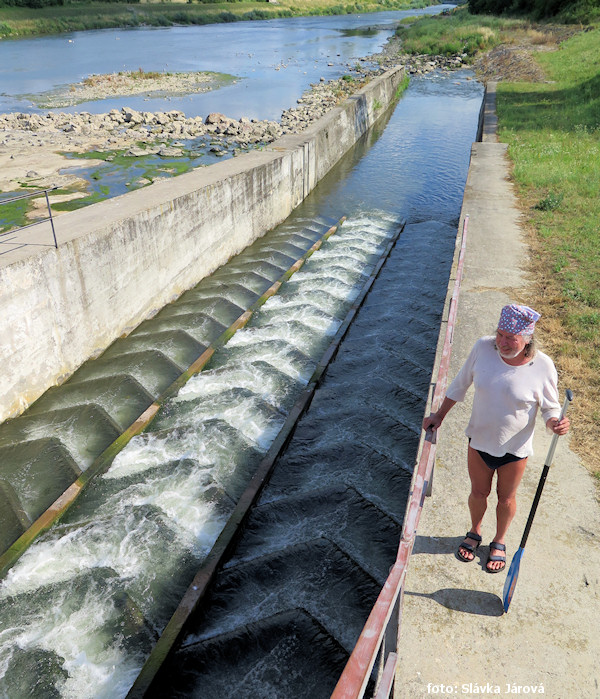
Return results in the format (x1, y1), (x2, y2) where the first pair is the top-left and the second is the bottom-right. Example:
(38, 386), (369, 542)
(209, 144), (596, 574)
(124, 146), (149, 157)
(121, 107), (144, 124)
(158, 147), (183, 157)
(205, 112), (231, 126)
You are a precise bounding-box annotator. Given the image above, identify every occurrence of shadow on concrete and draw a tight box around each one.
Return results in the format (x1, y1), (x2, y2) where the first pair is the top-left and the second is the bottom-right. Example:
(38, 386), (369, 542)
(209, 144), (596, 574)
(412, 533), (508, 574)
(412, 534), (481, 556)
(404, 588), (504, 617)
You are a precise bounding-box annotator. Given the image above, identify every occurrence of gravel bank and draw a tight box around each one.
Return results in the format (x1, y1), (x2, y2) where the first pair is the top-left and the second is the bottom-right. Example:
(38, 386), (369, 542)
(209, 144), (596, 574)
(0, 40), (467, 202)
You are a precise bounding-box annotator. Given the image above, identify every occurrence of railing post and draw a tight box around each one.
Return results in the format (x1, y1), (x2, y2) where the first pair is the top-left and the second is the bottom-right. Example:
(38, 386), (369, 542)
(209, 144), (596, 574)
(0, 187), (58, 250)
(45, 189), (58, 249)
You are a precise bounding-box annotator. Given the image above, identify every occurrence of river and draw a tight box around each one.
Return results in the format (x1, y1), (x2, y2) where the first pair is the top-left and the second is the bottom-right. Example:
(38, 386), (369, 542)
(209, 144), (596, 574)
(0, 6), (455, 119)
(0, 7), (483, 697)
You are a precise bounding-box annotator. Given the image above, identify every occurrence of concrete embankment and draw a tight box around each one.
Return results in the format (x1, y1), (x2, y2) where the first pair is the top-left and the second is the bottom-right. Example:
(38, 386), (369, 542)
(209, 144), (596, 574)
(395, 83), (600, 699)
(0, 67), (405, 423)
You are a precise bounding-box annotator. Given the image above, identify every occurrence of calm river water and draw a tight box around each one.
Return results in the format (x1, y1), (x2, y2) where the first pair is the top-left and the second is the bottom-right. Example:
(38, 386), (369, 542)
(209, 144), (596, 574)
(0, 5), (454, 119)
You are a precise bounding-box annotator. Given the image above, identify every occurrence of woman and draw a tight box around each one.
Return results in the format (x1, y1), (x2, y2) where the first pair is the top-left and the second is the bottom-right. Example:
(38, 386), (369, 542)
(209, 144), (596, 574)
(422, 304), (570, 573)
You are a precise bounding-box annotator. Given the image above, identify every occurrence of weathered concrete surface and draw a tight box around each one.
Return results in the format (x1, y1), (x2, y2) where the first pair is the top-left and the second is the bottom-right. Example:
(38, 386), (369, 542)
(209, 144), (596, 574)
(0, 68), (404, 423)
(395, 88), (600, 698)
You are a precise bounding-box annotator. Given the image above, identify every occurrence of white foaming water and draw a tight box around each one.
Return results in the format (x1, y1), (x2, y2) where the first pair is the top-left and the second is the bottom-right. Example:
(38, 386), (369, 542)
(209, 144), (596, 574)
(1, 482), (220, 599)
(105, 429), (215, 479)
(176, 363), (296, 404)
(226, 321), (317, 353)
(0, 214), (398, 698)
(253, 300), (341, 333)
(0, 591), (132, 699)
(144, 389), (286, 448)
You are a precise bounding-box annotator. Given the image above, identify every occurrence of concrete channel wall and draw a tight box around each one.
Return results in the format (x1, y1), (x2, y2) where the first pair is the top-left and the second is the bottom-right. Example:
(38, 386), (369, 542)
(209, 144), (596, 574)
(0, 67), (405, 423)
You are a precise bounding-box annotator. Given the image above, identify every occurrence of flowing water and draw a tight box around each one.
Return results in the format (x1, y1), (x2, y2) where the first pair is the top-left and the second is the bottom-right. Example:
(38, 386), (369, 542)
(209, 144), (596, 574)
(0, 70), (483, 697)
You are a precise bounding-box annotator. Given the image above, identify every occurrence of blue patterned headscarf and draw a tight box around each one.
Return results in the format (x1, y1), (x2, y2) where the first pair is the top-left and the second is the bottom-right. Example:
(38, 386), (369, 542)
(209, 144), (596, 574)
(497, 304), (540, 336)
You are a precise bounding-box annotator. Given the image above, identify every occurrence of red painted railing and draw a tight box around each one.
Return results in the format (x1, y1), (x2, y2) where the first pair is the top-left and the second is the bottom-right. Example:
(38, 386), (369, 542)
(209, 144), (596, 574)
(331, 215), (469, 699)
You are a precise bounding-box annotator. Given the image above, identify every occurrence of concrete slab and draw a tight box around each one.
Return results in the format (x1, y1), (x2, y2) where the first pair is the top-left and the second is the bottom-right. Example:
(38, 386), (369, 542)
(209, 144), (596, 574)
(395, 92), (600, 698)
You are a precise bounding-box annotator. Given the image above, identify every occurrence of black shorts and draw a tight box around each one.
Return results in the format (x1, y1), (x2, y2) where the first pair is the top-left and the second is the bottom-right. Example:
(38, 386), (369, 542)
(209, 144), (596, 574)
(469, 440), (523, 470)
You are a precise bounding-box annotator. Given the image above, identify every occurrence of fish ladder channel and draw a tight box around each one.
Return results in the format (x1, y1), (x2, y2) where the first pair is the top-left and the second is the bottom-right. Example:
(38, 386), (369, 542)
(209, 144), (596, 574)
(0, 212), (408, 699)
(134, 216), (455, 699)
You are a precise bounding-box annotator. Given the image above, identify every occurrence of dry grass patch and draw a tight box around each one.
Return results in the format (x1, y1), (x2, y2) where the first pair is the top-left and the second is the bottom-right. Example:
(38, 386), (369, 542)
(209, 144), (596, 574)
(517, 218), (600, 482)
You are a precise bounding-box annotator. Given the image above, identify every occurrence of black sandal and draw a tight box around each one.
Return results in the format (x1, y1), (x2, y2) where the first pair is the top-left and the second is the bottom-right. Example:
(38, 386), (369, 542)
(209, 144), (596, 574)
(486, 541), (506, 573)
(456, 532), (482, 563)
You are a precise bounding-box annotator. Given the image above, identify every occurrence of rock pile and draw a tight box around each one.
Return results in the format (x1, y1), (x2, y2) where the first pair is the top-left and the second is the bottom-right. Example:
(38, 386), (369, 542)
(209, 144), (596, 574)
(0, 108), (282, 151)
(0, 45), (468, 194)
(0, 49), (467, 154)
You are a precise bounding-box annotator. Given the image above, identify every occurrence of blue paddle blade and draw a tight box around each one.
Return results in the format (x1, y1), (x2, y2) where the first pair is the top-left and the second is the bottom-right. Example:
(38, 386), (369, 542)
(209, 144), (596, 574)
(503, 547), (524, 612)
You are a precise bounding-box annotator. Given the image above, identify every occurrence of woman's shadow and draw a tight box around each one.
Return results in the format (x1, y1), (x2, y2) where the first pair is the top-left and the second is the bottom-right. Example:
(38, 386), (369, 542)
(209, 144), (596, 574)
(404, 535), (504, 617)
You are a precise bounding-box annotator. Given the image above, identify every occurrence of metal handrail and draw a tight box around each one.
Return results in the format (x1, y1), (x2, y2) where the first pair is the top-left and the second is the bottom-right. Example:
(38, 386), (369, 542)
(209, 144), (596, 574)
(331, 215), (469, 699)
(0, 187), (59, 249)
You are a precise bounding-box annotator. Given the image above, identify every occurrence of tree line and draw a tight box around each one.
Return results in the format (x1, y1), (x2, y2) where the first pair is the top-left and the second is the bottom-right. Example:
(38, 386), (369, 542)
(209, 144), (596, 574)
(468, 0), (596, 21)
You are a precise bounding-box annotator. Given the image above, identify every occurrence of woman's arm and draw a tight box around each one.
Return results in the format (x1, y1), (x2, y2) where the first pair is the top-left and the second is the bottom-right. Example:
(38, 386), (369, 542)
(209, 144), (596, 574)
(422, 396), (457, 431)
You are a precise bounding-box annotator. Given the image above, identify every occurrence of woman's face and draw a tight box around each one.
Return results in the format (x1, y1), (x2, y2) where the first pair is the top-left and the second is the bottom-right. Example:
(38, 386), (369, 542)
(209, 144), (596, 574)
(496, 328), (528, 359)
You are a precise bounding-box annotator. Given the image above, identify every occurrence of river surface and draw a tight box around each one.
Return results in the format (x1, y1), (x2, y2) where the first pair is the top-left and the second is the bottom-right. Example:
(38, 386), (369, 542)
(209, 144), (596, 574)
(0, 66), (483, 697)
(0, 6), (455, 119)
(0, 7), (483, 696)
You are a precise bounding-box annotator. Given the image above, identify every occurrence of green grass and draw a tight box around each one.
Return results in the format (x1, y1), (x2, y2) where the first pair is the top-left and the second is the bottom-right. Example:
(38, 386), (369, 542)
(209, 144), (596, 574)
(496, 26), (600, 470)
(0, 0), (442, 39)
(0, 195), (30, 233)
(394, 74), (410, 98)
(498, 27), (600, 352)
(394, 6), (519, 58)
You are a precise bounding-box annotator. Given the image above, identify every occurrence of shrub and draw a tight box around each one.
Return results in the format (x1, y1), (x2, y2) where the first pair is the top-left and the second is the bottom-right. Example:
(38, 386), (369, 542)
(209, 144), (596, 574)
(534, 192), (564, 211)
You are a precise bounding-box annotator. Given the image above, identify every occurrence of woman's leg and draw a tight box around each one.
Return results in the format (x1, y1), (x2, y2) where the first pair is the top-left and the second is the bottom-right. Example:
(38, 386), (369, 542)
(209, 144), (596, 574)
(459, 446), (495, 560)
(488, 456), (528, 571)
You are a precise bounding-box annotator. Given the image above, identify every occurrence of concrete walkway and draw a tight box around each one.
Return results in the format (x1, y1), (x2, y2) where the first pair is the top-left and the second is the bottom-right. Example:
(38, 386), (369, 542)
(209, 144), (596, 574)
(395, 86), (600, 698)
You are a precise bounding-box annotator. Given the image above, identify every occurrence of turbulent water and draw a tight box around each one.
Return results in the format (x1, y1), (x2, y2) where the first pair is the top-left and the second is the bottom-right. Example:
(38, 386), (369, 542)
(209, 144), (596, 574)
(0, 214), (402, 698)
(0, 69), (483, 697)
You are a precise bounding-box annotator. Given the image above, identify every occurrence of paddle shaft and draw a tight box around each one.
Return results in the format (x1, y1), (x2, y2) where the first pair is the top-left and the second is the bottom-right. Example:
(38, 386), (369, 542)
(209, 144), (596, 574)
(518, 390), (573, 549)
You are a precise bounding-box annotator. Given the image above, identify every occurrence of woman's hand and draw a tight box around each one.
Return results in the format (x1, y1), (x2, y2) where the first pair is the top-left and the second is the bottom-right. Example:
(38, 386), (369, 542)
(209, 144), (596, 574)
(422, 412), (444, 432)
(547, 416), (570, 435)
(422, 397), (456, 432)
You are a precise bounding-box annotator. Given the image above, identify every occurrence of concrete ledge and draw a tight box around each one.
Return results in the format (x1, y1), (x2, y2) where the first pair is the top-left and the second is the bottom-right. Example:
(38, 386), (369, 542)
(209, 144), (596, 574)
(0, 67), (405, 422)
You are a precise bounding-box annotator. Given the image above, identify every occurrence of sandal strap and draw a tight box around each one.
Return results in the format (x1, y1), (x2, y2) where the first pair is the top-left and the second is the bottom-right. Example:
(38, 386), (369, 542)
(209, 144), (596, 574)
(466, 531), (482, 542)
(489, 541), (506, 551)
(460, 541), (476, 553)
(488, 554), (506, 562)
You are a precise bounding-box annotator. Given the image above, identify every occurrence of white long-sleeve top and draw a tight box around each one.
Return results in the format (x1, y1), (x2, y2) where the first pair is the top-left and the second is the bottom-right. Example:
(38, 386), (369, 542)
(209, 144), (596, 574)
(446, 336), (561, 457)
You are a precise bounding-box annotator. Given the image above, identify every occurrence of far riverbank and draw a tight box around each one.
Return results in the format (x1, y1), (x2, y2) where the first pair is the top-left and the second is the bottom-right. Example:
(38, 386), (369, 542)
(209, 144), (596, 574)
(0, 0), (444, 40)
(0, 42), (466, 217)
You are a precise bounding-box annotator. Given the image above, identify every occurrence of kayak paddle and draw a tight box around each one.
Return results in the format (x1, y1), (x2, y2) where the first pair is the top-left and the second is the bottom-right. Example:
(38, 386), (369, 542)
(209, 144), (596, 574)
(502, 389), (573, 613)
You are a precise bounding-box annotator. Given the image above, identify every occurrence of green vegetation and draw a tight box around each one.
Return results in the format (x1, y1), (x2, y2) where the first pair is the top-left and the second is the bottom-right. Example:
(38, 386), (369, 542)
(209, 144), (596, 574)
(496, 27), (600, 468)
(395, 9), (523, 58)
(394, 74), (410, 98)
(469, 0), (600, 24)
(83, 68), (166, 85)
(51, 147), (211, 211)
(0, 0), (441, 39)
(0, 195), (30, 233)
